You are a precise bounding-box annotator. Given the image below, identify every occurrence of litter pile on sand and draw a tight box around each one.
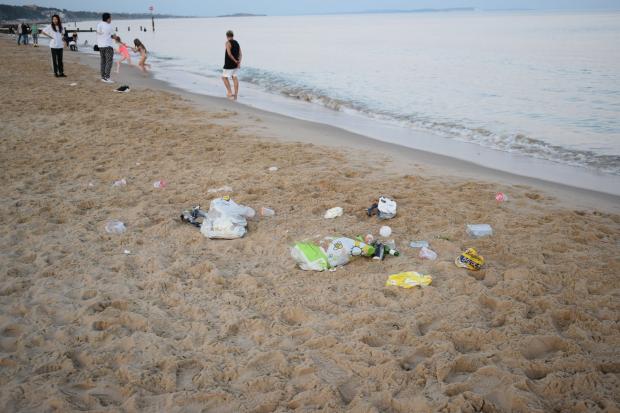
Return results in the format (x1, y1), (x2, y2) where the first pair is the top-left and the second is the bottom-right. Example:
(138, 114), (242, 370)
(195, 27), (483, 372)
(0, 40), (619, 412)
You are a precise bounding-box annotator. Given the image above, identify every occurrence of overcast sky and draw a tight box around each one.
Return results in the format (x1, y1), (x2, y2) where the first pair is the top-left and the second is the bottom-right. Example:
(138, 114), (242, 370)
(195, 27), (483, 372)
(5, 0), (620, 15)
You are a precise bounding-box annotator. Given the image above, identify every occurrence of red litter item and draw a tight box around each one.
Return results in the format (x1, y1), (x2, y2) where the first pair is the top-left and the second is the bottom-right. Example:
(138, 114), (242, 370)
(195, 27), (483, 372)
(495, 192), (507, 202)
(153, 180), (167, 189)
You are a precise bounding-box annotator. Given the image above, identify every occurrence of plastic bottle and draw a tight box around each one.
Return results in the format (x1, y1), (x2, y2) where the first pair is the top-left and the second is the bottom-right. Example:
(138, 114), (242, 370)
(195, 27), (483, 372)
(153, 180), (167, 188)
(466, 224), (493, 238)
(261, 207), (275, 217)
(419, 247), (437, 260)
(409, 241), (429, 249)
(105, 220), (126, 234)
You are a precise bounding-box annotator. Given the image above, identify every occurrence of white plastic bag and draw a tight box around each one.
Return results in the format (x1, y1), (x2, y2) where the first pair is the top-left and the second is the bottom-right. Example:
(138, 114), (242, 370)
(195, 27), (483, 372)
(200, 197), (255, 239)
(324, 207), (343, 219)
(378, 196), (397, 219)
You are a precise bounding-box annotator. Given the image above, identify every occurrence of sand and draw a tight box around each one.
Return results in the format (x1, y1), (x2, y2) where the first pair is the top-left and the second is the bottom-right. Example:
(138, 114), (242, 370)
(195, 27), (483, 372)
(0, 39), (619, 413)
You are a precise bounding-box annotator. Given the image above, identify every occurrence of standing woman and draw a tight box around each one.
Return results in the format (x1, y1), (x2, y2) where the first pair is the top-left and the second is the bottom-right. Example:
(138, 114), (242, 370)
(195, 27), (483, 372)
(41, 15), (66, 77)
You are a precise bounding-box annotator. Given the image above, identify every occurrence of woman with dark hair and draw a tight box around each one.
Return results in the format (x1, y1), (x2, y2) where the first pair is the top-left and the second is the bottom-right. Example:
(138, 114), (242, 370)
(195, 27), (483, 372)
(41, 14), (66, 77)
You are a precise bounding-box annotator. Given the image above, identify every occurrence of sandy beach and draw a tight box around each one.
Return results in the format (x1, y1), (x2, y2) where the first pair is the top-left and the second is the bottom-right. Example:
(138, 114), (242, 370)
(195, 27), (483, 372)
(1, 38), (619, 412)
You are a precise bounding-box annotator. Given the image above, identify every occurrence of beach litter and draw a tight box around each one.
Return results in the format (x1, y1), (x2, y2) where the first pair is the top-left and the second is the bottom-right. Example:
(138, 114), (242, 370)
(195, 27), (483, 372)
(291, 237), (375, 271)
(268, 166), (278, 172)
(466, 224), (493, 238)
(114, 85), (131, 93)
(105, 220), (126, 234)
(180, 205), (208, 228)
(367, 196), (397, 219)
(123, 249), (131, 255)
(69, 82), (77, 86)
(495, 192), (508, 202)
(207, 185), (233, 194)
(409, 240), (429, 249)
(386, 271), (432, 288)
(260, 207), (275, 217)
(419, 247), (438, 260)
(153, 180), (167, 189)
(112, 178), (127, 187)
(379, 225), (392, 237)
(324, 207), (343, 219)
(455, 248), (485, 270)
(200, 196), (255, 239)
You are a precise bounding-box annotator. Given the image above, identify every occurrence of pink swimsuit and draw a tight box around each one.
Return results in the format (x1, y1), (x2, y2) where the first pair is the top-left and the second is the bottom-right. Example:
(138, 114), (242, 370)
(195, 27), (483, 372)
(119, 44), (130, 58)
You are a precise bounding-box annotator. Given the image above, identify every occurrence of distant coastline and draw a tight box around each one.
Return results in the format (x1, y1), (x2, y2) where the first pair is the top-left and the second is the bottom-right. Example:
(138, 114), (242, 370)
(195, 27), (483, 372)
(0, 4), (185, 23)
(216, 13), (267, 18)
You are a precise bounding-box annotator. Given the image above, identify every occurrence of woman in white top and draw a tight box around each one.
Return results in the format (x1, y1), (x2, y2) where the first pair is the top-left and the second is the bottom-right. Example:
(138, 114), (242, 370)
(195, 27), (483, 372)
(41, 14), (66, 78)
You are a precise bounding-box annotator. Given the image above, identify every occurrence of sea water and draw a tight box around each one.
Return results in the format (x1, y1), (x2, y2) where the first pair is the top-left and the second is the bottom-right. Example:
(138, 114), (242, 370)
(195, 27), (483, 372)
(72, 10), (620, 186)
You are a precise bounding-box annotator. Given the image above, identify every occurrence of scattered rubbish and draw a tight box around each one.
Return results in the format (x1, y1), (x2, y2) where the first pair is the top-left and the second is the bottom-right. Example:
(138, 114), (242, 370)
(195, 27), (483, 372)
(386, 272), (432, 288)
(268, 166), (278, 172)
(466, 224), (493, 238)
(201, 196), (255, 239)
(260, 207), (275, 217)
(180, 205), (208, 227)
(369, 239), (399, 260)
(87, 181), (95, 188)
(69, 82), (77, 86)
(367, 196), (397, 219)
(114, 85), (130, 93)
(379, 225), (392, 238)
(495, 192), (508, 202)
(112, 178), (127, 187)
(123, 249), (131, 255)
(153, 180), (167, 189)
(135, 162), (141, 166)
(409, 240), (429, 249)
(291, 237), (375, 271)
(455, 248), (485, 271)
(419, 247), (437, 260)
(207, 185), (233, 194)
(364, 234), (374, 244)
(105, 220), (126, 234)
(324, 207), (343, 219)
(384, 239), (397, 250)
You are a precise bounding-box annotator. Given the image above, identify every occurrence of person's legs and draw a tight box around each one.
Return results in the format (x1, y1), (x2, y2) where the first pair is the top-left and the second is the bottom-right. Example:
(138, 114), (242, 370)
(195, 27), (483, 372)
(104, 47), (114, 79)
(57, 48), (64, 75)
(99, 48), (106, 79)
(17, 33), (22, 45)
(24, 35), (28, 45)
(51, 49), (59, 75)
(232, 76), (239, 100)
(221, 76), (233, 98)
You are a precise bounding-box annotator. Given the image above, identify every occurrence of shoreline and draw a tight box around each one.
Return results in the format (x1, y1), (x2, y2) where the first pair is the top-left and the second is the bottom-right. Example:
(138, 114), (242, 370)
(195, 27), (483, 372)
(71, 50), (620, 213)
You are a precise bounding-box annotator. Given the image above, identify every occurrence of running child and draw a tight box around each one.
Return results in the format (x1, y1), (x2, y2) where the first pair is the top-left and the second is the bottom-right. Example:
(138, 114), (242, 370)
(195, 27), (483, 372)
(114, 36), (132, 73)
(132, 39), (150, 72)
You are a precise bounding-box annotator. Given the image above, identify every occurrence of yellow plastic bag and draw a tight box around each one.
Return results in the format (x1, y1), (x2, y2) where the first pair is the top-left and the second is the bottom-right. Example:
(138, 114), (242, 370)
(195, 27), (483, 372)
(386, 272), (432, 288)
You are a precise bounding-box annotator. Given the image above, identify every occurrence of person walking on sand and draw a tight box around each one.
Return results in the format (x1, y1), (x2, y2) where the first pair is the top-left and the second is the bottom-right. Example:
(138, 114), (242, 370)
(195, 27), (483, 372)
(222, 30), (242, 100)
(97, 13), (116, 83)
(114, 36), (132, 73)
(41, 15), (66, 78)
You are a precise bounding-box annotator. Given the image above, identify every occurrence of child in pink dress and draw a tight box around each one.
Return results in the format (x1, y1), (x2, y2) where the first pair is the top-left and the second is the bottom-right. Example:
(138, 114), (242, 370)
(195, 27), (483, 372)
(114, 36), (132, 73)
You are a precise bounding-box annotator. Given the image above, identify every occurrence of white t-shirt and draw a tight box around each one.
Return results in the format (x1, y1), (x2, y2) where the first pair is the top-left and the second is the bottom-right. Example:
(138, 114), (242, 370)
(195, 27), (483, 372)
(42, 25), (64, 49)
(96, 21), (114, 48)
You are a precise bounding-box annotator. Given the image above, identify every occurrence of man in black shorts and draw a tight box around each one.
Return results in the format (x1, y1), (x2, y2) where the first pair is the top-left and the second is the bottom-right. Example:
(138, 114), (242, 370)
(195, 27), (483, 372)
(222, 30), (242, 100)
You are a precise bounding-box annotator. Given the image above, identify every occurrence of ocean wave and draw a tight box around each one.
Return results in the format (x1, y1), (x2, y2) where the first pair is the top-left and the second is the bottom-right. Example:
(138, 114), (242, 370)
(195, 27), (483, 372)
(234, 66), (620, 175)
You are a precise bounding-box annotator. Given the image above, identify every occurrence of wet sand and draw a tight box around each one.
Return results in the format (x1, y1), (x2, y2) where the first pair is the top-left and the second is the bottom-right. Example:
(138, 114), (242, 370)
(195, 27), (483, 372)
(1, 39), (619, 412)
